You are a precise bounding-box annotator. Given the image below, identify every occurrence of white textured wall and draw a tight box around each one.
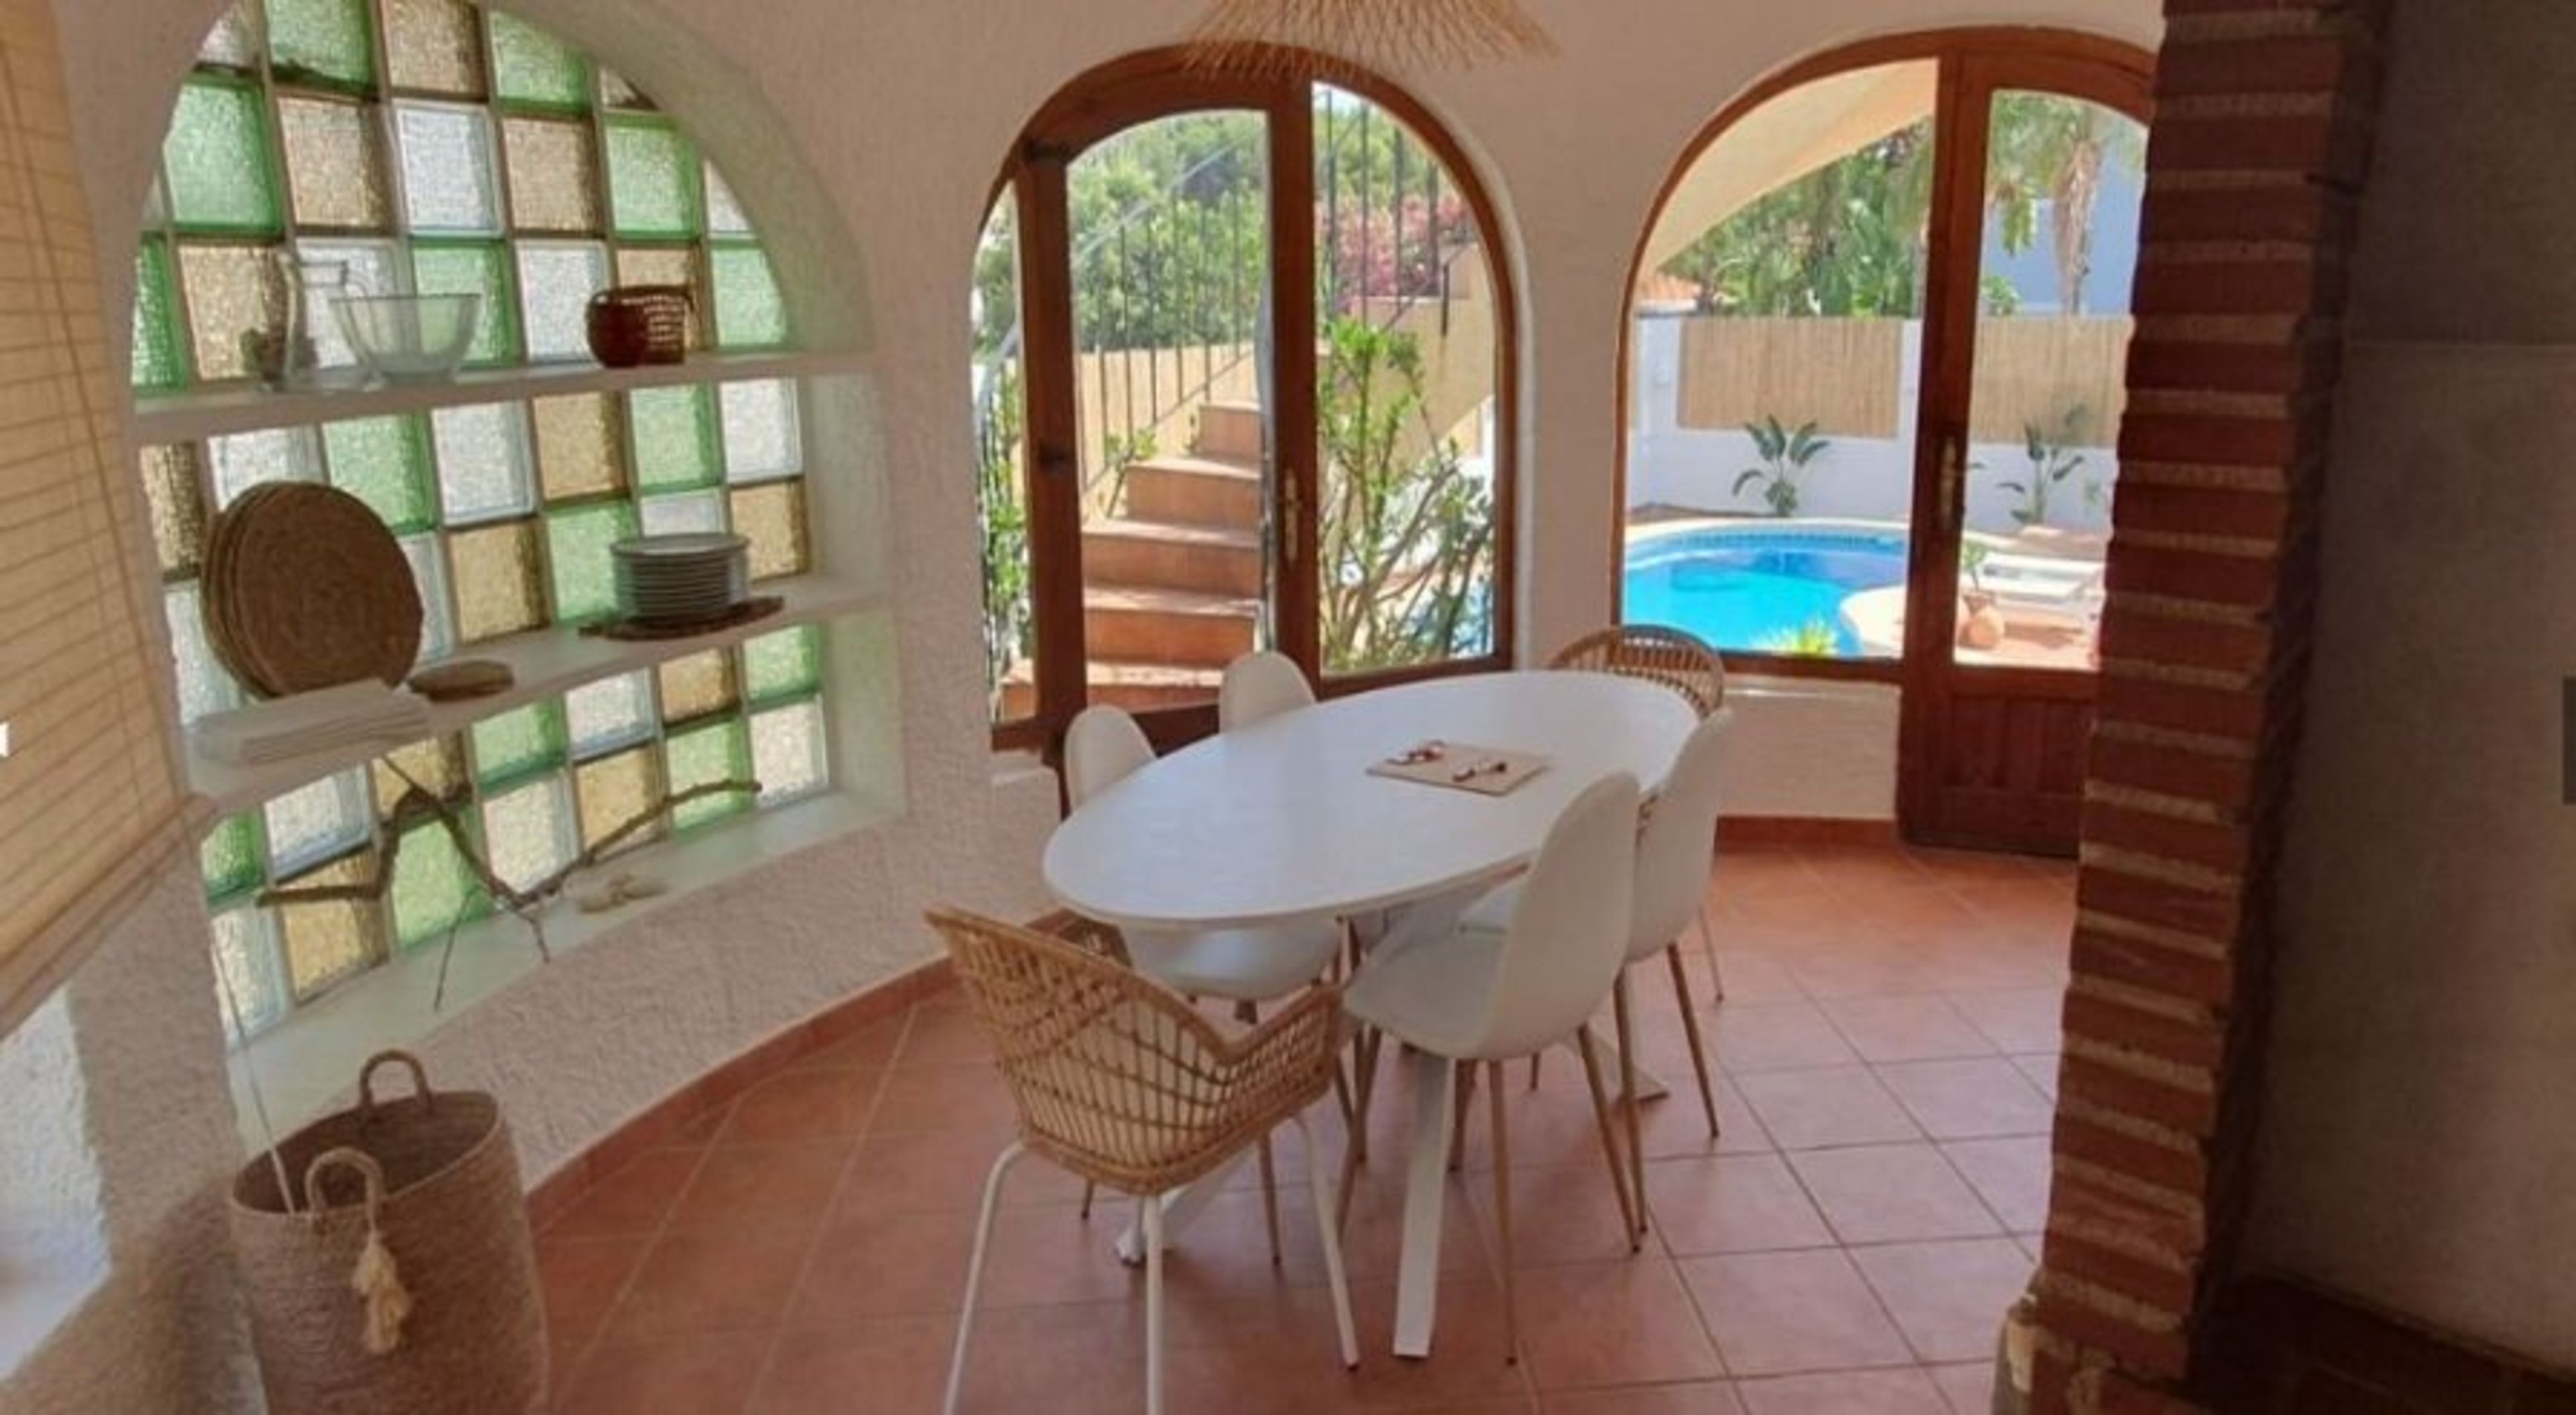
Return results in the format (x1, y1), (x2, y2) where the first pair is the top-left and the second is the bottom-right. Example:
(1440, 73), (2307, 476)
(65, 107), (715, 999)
(3, 0), (2157, 1404)
(2249, 0), (2576, 1370)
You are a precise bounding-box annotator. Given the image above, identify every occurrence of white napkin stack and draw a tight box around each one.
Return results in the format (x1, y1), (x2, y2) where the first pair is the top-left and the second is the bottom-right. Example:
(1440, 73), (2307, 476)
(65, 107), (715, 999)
(193, 680), (433, 766)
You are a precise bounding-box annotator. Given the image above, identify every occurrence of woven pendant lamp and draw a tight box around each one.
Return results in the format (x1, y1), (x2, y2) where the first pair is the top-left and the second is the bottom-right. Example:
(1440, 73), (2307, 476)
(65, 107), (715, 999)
(1183, 0), (1558, 80)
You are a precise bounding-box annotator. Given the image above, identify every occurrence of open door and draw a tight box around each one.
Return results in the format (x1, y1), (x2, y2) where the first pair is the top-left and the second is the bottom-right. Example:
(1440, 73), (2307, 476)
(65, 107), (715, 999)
(1899, 49), (2151, 853)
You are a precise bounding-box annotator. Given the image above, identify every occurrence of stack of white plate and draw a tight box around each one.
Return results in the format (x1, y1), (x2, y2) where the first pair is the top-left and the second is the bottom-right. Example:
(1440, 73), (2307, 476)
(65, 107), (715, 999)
(612, 533), (750, 625)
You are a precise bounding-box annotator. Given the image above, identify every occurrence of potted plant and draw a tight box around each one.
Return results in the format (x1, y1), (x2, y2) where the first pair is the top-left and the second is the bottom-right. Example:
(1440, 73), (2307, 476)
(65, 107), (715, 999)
(1732, 415), (1829, 518)
(2001, 407), (2091, 529)
(1958, 541), (2006, 651)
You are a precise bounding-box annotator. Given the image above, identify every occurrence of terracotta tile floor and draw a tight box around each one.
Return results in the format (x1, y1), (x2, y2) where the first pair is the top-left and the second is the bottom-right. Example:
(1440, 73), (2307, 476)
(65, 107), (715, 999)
(540, 843), (2071, 1414)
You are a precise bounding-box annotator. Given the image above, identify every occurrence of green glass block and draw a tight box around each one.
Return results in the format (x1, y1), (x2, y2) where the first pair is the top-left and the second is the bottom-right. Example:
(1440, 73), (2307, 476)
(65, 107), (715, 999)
(743, 625), (821, 704)
(324, 415), (435, 533)
(211, 907), (287, 1043)
(663, 716), (751, 831)
(501, 117), (601, 233)
(382, 0), (486, 97)
(140, 443), (209, 578)
(545, 501), (640, 623)
(278, 97), (390, 229)
(266, 0), (375, 89)
(131, 241), (187, 392)
(710, 243), (788, 349)
(411, 240), (521, 365)
(481, 775), (574, 892)
(751, 699), (828, 806)
(471, 699), (567, 786)
(603, 116), (700, 239)
(278, 849), (387, 1002)
(164, 76), (280, 235)
(390, 819), (488, 947)
(628, 385), (718, 491)
(198, 2), (260, 68)
(201, 813), (265, 902)
(488, 10), (590, 111)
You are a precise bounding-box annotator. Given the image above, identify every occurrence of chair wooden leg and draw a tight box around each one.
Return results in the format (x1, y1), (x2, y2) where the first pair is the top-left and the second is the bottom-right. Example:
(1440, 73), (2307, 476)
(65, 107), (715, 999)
(1487, 1060), (1518, 1366)
(944, 1142), (1024, 1415)
(1079, 1182), (1094, 1220)
(1449, 1058), (1477, 1173)
(1574, 1026), (1640, 1249)
(1700, 904), (1725, 1000)
(1611, 976), (1650, 1244)
(1142, 1194), (1166, 1415)
(1527, 1053), (1541, 1090)
(1337, 1029), (1381, 1234)
(1666, 945), (1721, 1139)
(1295, 1115), (1361, 1370)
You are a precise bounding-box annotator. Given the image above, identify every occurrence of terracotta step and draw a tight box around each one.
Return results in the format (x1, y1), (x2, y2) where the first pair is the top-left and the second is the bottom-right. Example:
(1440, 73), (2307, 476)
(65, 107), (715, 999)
(1083, 586), (1260, 668)
(1081, 517), (1263, 598)
(1124, 454), (1264, 531)
(1194, 401), (1265, 462)
(997, 660), (1221, 719)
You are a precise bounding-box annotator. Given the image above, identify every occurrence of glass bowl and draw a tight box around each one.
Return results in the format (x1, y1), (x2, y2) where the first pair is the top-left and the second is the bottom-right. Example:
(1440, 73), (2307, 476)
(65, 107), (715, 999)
(333, 294), (481, 384)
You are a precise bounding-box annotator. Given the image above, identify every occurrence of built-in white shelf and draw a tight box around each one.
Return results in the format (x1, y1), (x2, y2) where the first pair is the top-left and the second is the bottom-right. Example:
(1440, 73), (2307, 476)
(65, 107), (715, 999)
(132, 348), (866, 445)
(185, 572), (879, 815)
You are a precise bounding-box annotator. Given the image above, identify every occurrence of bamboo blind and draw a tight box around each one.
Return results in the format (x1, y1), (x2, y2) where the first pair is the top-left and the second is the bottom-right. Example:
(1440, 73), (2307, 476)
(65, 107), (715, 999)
(0, 0), (195, 1038)
(1673, 315), (2133, 444)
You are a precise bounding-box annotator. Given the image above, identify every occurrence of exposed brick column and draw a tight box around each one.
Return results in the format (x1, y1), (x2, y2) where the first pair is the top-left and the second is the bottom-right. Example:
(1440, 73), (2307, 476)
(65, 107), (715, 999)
(2032, 1), (2392, 1408)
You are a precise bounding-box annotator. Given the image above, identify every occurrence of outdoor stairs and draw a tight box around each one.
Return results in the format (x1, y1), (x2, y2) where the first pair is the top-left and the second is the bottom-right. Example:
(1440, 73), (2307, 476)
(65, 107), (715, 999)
(1000, 401), (1267, 719)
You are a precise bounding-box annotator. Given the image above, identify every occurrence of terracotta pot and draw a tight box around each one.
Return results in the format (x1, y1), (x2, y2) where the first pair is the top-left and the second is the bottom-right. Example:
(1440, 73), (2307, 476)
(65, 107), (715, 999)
(1958, 594), (2006, 651)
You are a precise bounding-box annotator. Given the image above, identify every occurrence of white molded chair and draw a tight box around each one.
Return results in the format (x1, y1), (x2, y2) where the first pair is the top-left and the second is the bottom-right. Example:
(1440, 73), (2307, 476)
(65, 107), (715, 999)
(1340, 772), (1642, 1362)
(1061, 703), (1347, 1252)
(928, 908), (1358, 1415)
(1218, 649), (1315, 732)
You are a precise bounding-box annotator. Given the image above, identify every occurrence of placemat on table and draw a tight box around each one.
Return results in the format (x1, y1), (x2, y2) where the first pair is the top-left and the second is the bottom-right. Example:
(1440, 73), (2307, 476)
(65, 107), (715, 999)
(1366, 740), (1551, 796)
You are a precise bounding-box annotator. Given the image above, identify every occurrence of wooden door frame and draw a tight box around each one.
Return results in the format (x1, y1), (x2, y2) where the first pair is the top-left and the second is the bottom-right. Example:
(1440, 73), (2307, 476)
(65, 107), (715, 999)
(988, 48), (1522, 759)
(1895, 42), (2153, 847)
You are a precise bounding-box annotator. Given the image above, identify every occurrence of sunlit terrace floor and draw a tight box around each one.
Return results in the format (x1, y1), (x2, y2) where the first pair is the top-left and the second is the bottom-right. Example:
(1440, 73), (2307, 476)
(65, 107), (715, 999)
(539, 841), (2074, 1414)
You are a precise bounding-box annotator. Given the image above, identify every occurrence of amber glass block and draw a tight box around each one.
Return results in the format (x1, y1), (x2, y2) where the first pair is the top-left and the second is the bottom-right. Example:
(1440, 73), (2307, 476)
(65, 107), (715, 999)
(603, 116), (700, 239)
(178, 242), (284, 382)
(532, 392), (627, 502)
(664, 716), (751, 831)
(200, 811), (265, 902)
(411, 239), (521, 366)
(501, 117), (601, 234)
(382, 0), (486, 96)
(751, 699), (829, 805)
(481, 775), (575, 893)
(576, 744), (663, 856)
(165, 76), (282, 235)
(710, 242), (788, 349)
(267, 0), (375, 89)
(470, 698), (568, 787)
(446, 519), (544, 641)
(278, 97), (390, 230)
(277, 848), (388, 1002)
(515, 241), (610, 362)
(390, 819), (488, 947)
(629, 385), (719, 492)
(394, 101), (502, 234)
(372, 735), (467, 815)
(140, 443), (208, 578)
(731, 480), (809, 580)
(657, 649), (737, 725)
(614, 245), (703, 350)
(489, 10), (590, 110)
(546, 501), (641, 623)
(430, 401), (535, 523)
(131, 240), (188, 392)
(325, 414), (435, 533)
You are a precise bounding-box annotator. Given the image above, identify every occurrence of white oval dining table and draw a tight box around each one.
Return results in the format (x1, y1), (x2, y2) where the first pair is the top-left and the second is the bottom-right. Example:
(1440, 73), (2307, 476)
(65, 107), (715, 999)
(1044, 670), (1700, 1359)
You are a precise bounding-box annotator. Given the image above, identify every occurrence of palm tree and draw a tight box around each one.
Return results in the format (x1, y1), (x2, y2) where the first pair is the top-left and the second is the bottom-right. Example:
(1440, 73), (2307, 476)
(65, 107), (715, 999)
(1984, 94), (2143, 315)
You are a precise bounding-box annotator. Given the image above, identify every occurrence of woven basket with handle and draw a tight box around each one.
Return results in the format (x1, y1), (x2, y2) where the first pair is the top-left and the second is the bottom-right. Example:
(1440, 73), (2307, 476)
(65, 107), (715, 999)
(226, 1051), (546, 1414)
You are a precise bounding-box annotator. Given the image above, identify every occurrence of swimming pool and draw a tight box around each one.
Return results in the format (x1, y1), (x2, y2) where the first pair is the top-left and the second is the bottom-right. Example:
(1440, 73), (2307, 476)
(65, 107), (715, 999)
(1621, 524), (1911, 657)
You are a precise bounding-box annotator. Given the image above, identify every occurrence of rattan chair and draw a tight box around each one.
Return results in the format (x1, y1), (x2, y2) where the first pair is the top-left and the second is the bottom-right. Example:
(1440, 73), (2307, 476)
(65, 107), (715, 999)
(1548, 623), (1727, 717)
(928, 908), (1360, 1415)
(1548, 623), (1729, 1000)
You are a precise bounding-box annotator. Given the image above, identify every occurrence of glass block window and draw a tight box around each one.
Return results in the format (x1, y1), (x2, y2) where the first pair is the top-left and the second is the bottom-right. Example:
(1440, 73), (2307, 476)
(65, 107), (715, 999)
(145, 1), (835, 1047)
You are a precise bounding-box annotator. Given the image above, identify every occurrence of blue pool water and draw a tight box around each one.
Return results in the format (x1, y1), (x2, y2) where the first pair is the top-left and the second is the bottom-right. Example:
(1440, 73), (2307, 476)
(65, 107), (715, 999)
(1621, 527), (1911, 657)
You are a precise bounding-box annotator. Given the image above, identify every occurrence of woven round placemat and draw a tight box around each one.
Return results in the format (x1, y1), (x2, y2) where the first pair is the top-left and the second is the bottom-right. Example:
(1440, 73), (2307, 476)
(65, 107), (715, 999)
(205, 483), (423, 698)
(580, 595), (784, 643)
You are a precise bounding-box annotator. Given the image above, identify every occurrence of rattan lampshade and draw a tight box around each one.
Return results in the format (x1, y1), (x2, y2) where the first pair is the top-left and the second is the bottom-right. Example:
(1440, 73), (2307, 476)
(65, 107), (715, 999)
(1183, 0), (1558, 79)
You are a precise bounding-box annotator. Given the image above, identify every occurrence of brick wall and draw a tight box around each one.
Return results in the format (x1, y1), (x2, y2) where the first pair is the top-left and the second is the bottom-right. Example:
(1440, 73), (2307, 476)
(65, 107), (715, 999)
(2031, 0), (2394, 1406)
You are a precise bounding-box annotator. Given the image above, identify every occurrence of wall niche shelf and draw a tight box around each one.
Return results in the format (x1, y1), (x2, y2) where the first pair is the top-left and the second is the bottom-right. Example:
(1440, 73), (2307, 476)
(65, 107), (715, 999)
(185, 573), (879, 815)
(132, 349), (866, 446)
